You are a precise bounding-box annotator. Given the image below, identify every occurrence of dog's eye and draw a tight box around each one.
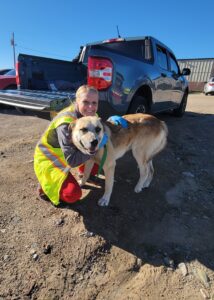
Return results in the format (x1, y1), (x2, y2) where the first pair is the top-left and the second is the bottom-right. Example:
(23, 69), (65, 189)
(81, 127), (88, 133)
(95, 126), (101, 133)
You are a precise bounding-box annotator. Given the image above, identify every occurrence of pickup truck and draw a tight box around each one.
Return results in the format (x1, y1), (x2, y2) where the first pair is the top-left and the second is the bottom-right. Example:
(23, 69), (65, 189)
(0, 36), (190, 119)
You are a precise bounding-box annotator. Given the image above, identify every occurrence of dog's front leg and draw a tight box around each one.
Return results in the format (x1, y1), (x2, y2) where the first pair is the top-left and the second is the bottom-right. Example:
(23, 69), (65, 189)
(98, 162), (116, 207)
(78, 159), (94, 186)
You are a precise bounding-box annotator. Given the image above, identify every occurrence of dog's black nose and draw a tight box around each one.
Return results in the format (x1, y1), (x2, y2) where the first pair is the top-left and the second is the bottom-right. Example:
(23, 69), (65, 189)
(91, 139), (98, 147)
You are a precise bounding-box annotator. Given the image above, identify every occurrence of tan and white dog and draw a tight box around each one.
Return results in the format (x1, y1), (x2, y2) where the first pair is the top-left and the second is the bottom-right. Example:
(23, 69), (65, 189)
(70, 113), (168, 206)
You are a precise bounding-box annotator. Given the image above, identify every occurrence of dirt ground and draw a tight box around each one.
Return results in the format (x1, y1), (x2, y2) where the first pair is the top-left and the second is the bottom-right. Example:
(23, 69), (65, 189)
(0, 93), (214, 300)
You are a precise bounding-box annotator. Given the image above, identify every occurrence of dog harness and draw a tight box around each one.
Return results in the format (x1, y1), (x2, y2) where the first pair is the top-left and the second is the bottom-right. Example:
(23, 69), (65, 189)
(97, 145), (107, 177)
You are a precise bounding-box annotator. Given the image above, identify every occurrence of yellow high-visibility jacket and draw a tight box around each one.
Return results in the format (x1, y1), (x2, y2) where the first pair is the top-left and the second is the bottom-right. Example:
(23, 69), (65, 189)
(34, 106), (77, 205)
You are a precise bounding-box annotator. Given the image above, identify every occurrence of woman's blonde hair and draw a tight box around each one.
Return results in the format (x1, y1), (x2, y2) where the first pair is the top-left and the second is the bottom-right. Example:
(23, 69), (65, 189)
(76, 85), (98, 101)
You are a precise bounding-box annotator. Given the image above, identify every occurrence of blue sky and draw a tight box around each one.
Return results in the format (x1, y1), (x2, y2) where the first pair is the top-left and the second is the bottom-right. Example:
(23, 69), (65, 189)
(1, 0), (214, 69)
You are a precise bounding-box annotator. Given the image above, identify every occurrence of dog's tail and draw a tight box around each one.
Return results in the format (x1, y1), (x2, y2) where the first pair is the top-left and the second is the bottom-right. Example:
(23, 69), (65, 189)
(145, 120), (168, 162)
(159, 120), (168, 151)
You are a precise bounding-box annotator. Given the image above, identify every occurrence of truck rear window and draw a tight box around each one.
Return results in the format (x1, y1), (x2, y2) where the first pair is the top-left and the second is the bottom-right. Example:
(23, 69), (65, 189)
(101, 40), (145, 61)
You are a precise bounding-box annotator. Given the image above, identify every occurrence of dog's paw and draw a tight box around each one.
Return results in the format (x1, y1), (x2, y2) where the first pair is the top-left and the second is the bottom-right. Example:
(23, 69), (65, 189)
(142, 181), (151, 188)
(78, 179), (86, 187)
(98, 197), (109, 206)
(134, 185), (142, 193)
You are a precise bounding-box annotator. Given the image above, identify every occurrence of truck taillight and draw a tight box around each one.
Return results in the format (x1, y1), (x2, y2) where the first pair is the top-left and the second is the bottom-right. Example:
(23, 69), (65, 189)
(87, 57), (113, 90)
(102, 38), (124, 43)
(16, 62), (20, 88)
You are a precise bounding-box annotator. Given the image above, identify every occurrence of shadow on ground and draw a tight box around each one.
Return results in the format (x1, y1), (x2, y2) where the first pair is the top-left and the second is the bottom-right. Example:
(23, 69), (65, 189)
(61, 111), (214, 271)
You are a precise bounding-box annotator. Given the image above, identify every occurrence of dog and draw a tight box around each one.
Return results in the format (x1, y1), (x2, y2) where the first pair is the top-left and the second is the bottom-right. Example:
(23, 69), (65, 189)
(69, 113), (168, 206)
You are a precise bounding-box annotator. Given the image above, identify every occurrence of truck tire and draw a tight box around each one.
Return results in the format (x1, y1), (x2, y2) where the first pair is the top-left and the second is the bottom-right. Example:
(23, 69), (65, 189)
(128, 95), (149, 114)
(172, 92), (188, 117)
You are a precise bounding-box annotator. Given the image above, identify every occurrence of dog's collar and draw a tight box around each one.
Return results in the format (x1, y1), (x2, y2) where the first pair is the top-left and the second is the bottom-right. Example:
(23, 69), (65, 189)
(97, 145), (107, 177)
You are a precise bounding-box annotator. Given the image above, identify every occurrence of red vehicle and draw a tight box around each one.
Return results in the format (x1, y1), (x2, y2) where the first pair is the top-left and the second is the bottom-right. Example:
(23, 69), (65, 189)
(0, 69), (17, 89)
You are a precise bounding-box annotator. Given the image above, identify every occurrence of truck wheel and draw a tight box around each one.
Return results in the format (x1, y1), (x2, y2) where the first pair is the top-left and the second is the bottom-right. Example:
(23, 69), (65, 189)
(128, 96), (149, 114)
(172, 92), (188, 117)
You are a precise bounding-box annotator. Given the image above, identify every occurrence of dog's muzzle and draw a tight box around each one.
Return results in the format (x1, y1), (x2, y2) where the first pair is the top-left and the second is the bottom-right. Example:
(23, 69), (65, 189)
(89, 139), (98, 154)
(91, 139), (98, 148)
(80, 139), (98, 154)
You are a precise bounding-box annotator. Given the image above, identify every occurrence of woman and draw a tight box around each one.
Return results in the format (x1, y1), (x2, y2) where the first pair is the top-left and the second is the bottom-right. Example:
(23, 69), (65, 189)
(34, 85), (101, 206)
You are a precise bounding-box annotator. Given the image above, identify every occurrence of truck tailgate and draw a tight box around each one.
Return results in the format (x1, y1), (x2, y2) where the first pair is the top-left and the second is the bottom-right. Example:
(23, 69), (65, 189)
(0, 89), (75, 112)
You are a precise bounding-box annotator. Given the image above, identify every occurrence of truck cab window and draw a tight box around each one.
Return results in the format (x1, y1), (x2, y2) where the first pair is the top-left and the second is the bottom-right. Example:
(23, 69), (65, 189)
(169, 54), (179, 74)
(157, 46), (168, 70)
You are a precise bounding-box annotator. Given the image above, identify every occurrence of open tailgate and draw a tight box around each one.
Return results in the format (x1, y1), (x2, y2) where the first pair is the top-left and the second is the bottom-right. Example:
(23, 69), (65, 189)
(0, 89), (75, 112)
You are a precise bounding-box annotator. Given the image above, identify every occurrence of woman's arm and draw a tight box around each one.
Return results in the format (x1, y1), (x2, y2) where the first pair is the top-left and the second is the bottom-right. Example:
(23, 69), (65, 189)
(56, 124), (91, 167)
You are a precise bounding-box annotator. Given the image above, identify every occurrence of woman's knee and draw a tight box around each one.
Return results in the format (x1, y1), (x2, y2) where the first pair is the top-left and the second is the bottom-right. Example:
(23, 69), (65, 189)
(60, 173), (82, 203)
(61, 186), (82, 203)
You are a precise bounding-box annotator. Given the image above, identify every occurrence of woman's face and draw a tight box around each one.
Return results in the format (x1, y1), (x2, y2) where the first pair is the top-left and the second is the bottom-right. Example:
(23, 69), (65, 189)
(76, 91), (98, 116)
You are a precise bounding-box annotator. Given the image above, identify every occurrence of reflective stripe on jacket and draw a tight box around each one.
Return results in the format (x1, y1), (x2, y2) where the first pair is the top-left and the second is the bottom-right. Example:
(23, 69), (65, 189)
(34, 105), (76, 205)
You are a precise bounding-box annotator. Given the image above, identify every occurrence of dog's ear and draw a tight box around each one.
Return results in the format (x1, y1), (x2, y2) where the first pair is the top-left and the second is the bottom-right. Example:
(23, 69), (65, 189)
(68, 120), (76, 136)
(105, 120), (122, 133)
(97, 118), (105, 128)
(68, 120), (76, 142)
(68, 120), (76, 131)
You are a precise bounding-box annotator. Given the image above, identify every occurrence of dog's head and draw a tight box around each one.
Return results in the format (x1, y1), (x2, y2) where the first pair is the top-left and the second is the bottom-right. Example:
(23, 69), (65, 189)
(69, 116), (104, 155)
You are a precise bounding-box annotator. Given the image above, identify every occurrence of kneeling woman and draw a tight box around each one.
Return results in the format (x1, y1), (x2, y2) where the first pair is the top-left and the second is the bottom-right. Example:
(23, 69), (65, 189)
(34, 85), (102, 206)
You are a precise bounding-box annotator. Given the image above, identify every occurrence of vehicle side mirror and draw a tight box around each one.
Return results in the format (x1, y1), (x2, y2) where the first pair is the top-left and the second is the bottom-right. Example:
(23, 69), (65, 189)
(182, 68), (191, 76)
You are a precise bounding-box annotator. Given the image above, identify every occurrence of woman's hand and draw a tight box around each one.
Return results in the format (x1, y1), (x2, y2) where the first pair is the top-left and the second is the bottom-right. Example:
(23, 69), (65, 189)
(107, 115), (128, 128)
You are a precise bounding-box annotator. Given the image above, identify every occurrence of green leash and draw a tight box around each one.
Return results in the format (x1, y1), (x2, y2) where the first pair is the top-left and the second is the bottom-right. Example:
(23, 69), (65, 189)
(97, 145), (107, 177)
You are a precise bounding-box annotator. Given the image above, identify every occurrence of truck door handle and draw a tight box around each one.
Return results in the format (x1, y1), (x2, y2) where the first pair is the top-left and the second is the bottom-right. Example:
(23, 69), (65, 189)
(161, 73), (167, 77)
